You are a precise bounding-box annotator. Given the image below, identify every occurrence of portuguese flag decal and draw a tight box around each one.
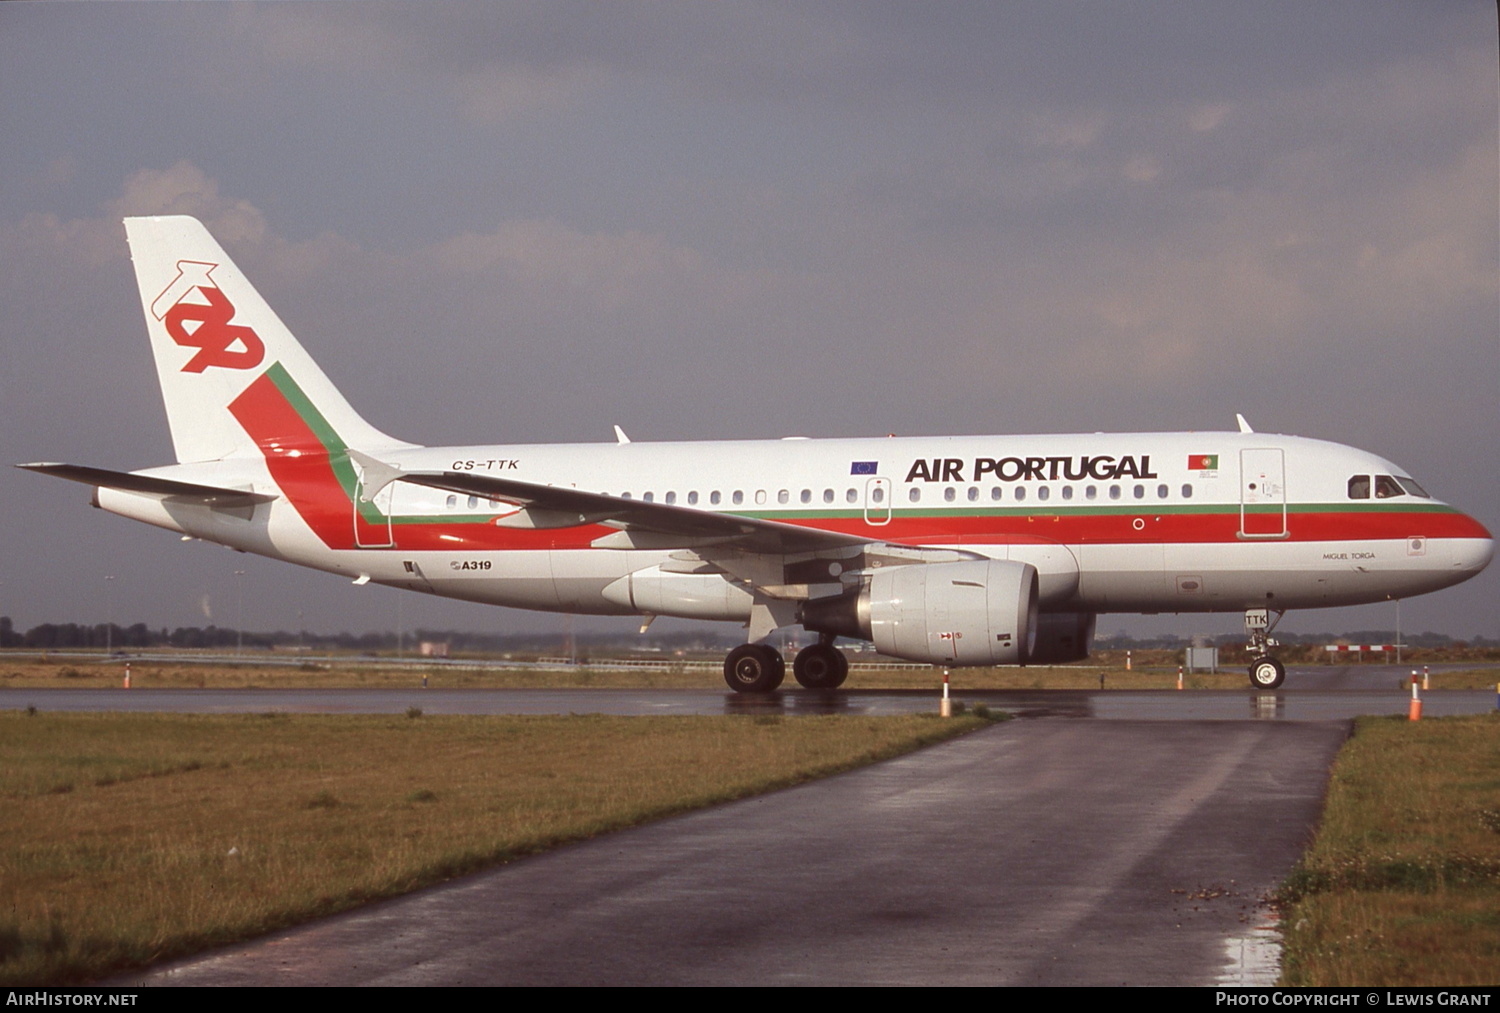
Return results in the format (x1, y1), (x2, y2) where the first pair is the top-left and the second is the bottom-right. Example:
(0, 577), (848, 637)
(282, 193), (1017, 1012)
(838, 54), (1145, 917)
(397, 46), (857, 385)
(1188, 454), (1219, 470)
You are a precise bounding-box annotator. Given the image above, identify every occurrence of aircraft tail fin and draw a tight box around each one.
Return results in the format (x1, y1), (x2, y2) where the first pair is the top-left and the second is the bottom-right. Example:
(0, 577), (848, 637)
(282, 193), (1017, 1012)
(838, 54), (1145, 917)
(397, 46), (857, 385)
(123, 216), (410, 464)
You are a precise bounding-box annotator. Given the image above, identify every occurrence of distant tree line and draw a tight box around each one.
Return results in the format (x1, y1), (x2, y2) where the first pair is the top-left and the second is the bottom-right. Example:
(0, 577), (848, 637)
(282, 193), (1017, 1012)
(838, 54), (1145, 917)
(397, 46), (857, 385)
(3, 615), (1496, 654)
(0, 616), (743, 653)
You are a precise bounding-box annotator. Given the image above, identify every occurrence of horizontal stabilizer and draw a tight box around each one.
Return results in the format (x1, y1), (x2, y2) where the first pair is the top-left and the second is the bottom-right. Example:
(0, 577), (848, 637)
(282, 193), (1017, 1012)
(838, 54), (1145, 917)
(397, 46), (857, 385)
(16, 463), (277, 504)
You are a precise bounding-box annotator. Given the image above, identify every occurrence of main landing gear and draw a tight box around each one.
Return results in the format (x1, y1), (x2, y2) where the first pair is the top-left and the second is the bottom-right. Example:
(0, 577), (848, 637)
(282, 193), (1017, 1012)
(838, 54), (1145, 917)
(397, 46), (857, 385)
(723, 643), (785, 693)
(792, 638), (848, 690)
(721, 638), (850, 693)
(1244, 607), (1287, 690)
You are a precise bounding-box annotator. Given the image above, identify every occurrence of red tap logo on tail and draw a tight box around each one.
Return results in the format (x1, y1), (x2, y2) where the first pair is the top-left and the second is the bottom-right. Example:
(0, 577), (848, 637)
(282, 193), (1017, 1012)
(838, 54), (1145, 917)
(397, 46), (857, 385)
(151, 260), (265, 372)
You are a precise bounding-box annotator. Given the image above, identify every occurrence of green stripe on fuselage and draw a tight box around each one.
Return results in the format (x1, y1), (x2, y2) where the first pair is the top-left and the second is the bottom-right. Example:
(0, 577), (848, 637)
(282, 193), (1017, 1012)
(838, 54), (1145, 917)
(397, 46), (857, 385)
(263, 362), (388, 523)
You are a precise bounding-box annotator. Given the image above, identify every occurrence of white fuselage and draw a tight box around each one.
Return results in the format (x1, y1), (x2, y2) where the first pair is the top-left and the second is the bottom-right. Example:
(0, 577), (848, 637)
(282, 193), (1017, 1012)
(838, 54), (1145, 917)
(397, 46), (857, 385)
(99, 430), (1494, 625)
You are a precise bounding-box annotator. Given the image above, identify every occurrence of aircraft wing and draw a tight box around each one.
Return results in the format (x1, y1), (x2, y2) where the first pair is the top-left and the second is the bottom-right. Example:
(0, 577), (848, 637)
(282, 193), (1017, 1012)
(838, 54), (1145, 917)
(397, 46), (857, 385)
(17, 463), (278, 505)
(389, 468), (875, 555)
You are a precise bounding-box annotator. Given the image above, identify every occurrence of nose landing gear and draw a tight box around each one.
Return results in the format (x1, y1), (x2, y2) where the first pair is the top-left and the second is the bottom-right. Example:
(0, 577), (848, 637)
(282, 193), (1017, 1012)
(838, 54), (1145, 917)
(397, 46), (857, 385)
(1249, 655), (1286, 690)
(1245, 607), (1286, 690)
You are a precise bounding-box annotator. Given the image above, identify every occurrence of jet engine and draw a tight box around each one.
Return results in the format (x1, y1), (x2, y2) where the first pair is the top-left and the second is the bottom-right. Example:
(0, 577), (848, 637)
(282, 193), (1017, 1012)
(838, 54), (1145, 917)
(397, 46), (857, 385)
(800, 559), (1039, 666)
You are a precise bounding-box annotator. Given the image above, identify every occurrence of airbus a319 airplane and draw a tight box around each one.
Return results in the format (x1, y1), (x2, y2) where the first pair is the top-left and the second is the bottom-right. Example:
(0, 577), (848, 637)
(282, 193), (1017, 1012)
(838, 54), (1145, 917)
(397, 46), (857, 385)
(21, 217), (1494, 691)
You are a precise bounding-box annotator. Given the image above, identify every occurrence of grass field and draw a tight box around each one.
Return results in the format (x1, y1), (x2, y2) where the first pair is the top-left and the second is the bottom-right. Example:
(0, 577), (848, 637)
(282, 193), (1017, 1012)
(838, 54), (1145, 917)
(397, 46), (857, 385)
(1278, 714), (1500, 985)
(0, 709), (988, 985)
(5, 653), (1497, 985)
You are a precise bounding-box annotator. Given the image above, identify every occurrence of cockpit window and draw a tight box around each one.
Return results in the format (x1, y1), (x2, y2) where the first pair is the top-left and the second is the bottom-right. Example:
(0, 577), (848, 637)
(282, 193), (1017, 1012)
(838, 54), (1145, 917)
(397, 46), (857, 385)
(1395, 476), (1430, 499)
(1347, 476), (1370, 499)
(1374, 475), (1404, 499)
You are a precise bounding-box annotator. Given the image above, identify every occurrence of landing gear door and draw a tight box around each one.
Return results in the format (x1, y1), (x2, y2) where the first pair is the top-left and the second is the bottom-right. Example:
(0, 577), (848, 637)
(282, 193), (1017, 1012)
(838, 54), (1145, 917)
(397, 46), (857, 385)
(1239, 448), (1287, 539)
(863, 477), (891, 526)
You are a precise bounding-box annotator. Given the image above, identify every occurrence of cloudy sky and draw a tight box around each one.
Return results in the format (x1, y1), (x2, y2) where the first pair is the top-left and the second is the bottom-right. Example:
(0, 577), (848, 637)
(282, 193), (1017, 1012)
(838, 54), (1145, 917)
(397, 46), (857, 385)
(1, 1), (1495, 642)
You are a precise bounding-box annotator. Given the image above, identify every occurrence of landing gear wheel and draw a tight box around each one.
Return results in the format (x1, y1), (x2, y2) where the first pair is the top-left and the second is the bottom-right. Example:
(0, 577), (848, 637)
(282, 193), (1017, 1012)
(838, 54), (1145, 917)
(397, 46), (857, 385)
(793, 643), (849, 690)
(724, 644), (785, 693)
(1248, 656), (1285, 690)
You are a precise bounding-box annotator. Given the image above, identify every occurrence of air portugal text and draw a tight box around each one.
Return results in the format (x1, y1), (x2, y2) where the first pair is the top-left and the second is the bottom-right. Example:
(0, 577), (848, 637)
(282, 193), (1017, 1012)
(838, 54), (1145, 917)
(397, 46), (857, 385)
(905, 455), (1158, 484)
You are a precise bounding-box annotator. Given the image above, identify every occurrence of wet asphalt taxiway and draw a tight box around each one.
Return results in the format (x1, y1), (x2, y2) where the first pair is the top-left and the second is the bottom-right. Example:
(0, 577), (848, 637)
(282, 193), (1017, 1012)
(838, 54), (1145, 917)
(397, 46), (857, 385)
(56, 664), (1492, 986)
(19, 664), (1499, 722)
(121, 719), (1337, 986)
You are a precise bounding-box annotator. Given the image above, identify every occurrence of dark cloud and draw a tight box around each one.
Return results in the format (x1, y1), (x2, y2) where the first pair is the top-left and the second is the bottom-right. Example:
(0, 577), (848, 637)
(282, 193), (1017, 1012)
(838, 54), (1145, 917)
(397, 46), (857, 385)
(1, 2), (1494, 638)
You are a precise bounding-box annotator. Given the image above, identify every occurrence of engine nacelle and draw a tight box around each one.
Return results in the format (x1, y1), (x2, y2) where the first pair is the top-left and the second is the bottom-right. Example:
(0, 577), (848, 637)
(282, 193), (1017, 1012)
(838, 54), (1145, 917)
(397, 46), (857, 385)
(1029, 612), (1096, 664)
(801, 559), (1039, 666)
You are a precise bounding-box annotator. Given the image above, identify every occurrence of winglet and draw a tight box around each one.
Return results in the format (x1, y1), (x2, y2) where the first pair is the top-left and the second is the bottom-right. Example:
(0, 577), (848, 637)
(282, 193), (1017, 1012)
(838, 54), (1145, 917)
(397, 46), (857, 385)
(1236, 413), (1254, 434)
(613, 425), (631, 445)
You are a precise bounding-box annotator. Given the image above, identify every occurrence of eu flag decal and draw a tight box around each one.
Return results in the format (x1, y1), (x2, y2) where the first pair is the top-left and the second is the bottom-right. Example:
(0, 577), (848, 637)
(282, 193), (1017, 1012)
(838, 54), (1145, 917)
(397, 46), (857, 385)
(850, 461), (878, 475)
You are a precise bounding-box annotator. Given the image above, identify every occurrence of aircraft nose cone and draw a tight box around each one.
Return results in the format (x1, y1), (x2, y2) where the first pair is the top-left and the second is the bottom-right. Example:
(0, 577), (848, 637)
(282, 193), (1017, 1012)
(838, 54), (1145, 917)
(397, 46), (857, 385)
(1450, 514), (1495, 573)
(1460, 532), (1495, 572)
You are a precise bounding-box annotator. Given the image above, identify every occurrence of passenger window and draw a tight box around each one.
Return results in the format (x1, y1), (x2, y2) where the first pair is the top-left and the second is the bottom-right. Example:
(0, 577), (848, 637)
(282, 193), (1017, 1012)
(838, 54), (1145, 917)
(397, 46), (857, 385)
(1347, 476), (1370, 499)
(845, 488), (857, 504)
(687, 491), (699, 505)
(621, 492), (633, 500)
(1037, 486), (1050, 501)
(1157, 484), (1168, 499)
(643, 491), (654, 503)
(445, 495), (457, 508)
(732, 490), (744, 505)
(908, 488), (921, 503)
(872, 486), (885, 503)
(990, 487), (1002, 501)
(710, 490), (721, 505)
(665, 491), (676, 505)
(1132, 484), (1145, 499)
(1375, 475), (1403, 499)
(1061, 486), (1073, 501)
(1181, 484), (1193, 499)
(1108, 485), (1121, 500)
(823, 489), (835, 504)
(800, 489), (812, 504)
(1085, 486), (1098, 500)
(944, 487), (956, 502)
(1015, 487), (1027, 502)
(967, 487), (979, 502)
(777, 489), (789, 505)
(467, 496), (479, 509)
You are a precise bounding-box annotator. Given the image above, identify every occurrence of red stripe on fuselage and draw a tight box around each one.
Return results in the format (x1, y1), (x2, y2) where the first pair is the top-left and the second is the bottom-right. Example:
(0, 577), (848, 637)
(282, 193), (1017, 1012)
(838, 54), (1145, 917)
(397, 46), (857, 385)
(229, 373), (1490, 552)
(229, 372), (357, 547)
(228, 372), (617, 551)
(772, 508), (1490, 546)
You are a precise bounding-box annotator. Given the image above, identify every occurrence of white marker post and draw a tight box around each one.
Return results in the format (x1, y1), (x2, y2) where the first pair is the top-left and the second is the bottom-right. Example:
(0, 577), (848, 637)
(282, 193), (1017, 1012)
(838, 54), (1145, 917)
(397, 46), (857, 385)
(1408, 671), (1422, 722)
(123, 662), (131, 690)
(940, 667), (952, 718)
